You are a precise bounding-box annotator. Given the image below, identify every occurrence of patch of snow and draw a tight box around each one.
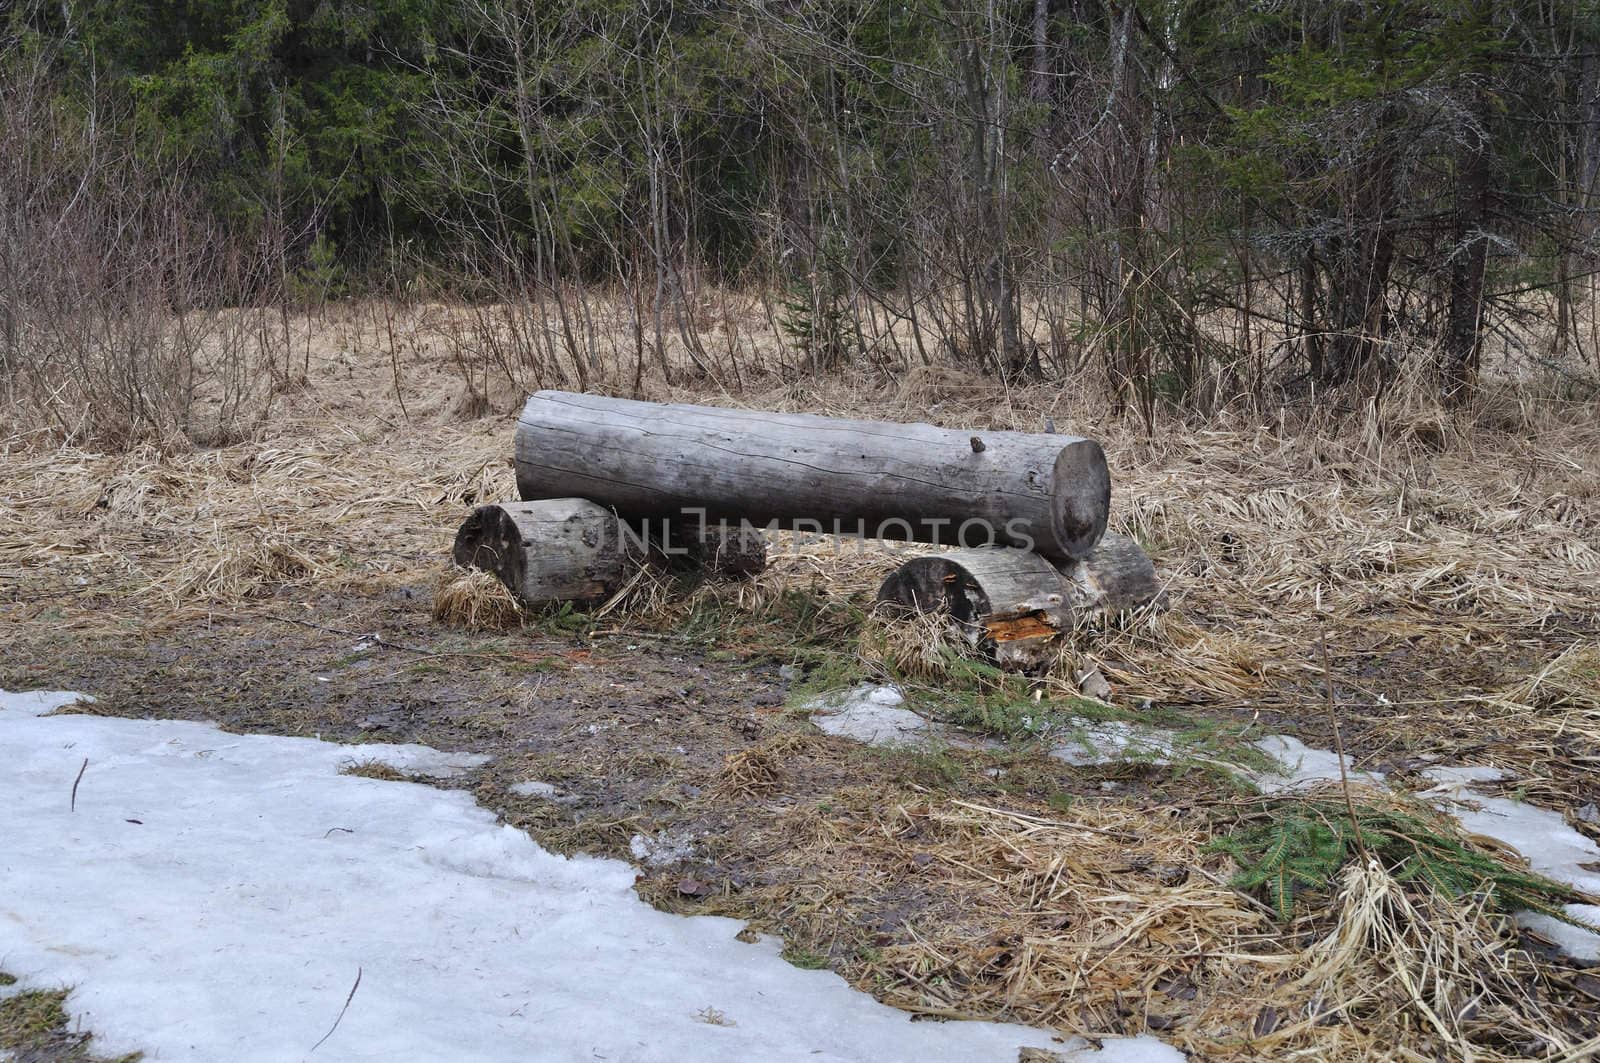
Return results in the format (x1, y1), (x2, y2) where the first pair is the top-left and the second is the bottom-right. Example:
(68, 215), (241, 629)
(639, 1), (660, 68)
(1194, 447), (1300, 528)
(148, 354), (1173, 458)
(1514, 912), (1600, 962)
(0, 688), (1121, 1062)
(806, 684), (934, 747)
(1424, 764), (1509, 786)
(864, 685), (905, 707)
(628, 829), (699, 868)
(1066, 1037), (1186, 1062)
(2, 689), (94, 715)
(509, 780), (567, 801)
(1249, 735), (1384, 793)
(353, 744), (491, 779)
(1049, 721), (1174, 767)
(1422, 768), (1600, 961)
(809, 686), (1190, 769)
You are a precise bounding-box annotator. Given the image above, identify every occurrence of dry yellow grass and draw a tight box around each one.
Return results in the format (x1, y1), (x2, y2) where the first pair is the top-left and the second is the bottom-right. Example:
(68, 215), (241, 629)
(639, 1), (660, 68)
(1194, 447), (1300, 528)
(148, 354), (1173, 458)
(432, 567), (524, 631)
(3, 297), (1598, 1059)
(668, 783), (1591, 1061)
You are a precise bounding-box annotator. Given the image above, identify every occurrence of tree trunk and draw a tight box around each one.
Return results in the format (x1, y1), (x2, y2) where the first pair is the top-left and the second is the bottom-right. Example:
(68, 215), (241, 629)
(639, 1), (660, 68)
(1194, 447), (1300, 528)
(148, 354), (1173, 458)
(514, 391), (1111, 560)
(1030, 0), (1052, 105)
(1443, 24), (1493, 404)
(1442, 117), (1490, 403)
(1324, 106), (1400, 388)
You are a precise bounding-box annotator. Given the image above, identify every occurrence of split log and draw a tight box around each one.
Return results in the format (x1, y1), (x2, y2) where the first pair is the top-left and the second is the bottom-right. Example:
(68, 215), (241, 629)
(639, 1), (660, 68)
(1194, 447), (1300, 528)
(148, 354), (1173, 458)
(514, 391), (1111, 560)
(874, 533), (1165, 669)
(452, 498), (635, 606)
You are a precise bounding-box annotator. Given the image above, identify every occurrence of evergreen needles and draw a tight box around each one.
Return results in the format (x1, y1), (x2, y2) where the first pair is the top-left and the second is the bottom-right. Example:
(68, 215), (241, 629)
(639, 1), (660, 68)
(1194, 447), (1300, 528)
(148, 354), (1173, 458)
(1211, 792), (1599, 926)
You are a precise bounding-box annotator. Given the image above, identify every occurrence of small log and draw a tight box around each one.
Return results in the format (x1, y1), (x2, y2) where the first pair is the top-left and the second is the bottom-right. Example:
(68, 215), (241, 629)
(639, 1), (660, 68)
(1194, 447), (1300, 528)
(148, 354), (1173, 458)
(452, 498), (634, 606)
(654, 519), (768, 580)
(1056, 530), (1166, 618)
(514, 391), (1111, 560)
(874, 533), (1165, 670)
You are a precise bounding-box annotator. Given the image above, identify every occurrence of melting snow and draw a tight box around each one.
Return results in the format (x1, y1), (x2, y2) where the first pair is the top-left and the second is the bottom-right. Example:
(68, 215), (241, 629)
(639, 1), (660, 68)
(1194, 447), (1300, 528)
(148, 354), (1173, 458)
(806, 684), (939, 747)
(1049, 721), (1175, 767)
(806, 684), (1171, 764)
(507, 779), (576, 803)
(1422, 768), (1600, 961)
(627, 829), (699, 868)
(1248, 735), (1385, 793)
(1, 689), (1190, 1062)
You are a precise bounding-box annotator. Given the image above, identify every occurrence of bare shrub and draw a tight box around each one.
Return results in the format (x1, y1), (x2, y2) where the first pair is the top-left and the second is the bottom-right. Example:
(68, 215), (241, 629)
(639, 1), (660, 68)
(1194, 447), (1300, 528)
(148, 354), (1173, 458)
(0, 44), (279, 449)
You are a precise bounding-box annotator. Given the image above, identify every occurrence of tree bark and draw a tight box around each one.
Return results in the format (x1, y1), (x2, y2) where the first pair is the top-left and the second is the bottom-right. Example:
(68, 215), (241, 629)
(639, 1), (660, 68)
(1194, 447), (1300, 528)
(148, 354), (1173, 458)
(1030, 0), (1052, 105)
(1442, 127), (1489, 403)
(453, 498), (636, 606)
(1443, 29), (1493, 404)
(1324, 105), (1400, 388)
(514, 391), (1111, 560)
(656, 518), (768, 579)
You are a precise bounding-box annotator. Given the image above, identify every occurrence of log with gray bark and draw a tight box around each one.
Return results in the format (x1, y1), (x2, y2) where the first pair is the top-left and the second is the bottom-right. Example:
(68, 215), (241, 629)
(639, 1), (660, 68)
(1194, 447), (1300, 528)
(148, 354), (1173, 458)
(875, 532), (1165, 669)
(453, 498), (637, 606)
(452, 498), (769, 607)
(514, 391), (1111, 560)
(655, 518), (769, 579)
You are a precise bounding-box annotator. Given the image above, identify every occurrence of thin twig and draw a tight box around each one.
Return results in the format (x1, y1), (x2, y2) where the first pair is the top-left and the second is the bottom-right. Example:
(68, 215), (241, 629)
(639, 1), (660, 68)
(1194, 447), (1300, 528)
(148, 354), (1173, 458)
(1321, 627), (1371, 864)
(70, 758), (88, 812)
(309, 966), (362, 1053)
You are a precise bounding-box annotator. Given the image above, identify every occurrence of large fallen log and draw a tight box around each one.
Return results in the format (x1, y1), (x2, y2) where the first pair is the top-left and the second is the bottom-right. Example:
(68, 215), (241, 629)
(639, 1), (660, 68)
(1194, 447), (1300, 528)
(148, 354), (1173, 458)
(874, 532), (1165, 669)
(514, 391), (1111, 560)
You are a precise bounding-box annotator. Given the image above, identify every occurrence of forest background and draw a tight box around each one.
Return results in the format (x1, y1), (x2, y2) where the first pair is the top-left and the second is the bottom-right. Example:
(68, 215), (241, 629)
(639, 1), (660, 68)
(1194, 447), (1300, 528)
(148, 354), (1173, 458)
(5, 0), (1600, 443)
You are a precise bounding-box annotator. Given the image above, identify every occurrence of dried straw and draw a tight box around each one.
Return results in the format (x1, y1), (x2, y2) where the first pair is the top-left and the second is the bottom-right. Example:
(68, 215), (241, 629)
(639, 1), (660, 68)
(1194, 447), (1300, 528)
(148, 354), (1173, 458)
(432, 568), (524, 631)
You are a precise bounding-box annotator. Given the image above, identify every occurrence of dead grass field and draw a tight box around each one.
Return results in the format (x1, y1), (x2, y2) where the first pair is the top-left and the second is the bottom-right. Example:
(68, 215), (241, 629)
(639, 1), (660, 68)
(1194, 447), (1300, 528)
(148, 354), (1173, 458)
(4, 299), (1600, 1060)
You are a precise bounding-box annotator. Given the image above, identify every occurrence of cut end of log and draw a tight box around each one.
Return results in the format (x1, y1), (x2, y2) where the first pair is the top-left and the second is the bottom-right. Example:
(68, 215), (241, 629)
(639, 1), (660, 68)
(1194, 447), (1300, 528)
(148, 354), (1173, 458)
(875, 548), (1073, 670)
(1048, 440), (1112, 560)
(452, 499), (771, 610)
(451, 504), (529, 593)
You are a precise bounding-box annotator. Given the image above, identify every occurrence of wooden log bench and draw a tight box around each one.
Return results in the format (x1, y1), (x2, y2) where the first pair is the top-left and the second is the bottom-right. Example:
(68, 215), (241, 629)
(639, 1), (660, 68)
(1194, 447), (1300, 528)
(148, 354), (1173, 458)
(452, 392), (1155, 657)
